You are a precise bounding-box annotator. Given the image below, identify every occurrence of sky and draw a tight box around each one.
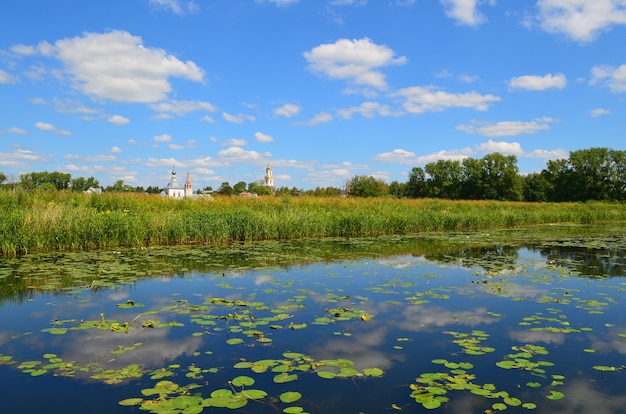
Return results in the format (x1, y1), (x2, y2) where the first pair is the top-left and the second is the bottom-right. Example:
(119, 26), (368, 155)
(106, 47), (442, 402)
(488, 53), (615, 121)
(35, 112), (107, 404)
(1, 0), (625, 191)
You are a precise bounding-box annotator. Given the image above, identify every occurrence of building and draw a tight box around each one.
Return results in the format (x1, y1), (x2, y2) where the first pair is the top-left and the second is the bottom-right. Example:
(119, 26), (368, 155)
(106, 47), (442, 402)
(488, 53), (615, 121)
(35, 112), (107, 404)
(162, 168), (187, 198)
(264, 161), (275, 191)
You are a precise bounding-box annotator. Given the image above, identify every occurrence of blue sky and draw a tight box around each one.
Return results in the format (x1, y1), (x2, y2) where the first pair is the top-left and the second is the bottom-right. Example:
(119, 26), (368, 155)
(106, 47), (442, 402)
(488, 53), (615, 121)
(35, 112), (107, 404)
(1, 1), (625, 190)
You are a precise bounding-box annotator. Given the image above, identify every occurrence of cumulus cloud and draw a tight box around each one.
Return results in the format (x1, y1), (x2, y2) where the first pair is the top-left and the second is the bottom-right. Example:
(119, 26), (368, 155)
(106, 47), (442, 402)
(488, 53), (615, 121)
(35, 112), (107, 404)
(153, 134), (173, 142)
(274, 103), (301, 117)
(222, 112), (256, 124)
(223, 139), (247, 147)
(373, 140), (568, 165)
(150, 100), (217, 117)
(535, 0), (626, 42)
(218, 146), (266, 163)
(440, 0), (489, 26)
(35, 121), (71, 136)
(590, 64), (626, 92)
(0, 127), (28, 135)
(457, 117), (557, 137)
(111, 146), (122, 153)
(336, 101), (402, 119)
(148, 0), (198, 14)
(30, 30), (206, 103)
(0, 149), (51, 168)
(0, 69), (16, 84)
(255, 132), (274, 143)
(590, 108), (612, 117)
(108, 115), (130, 125)
(294, 112), (333, 126)
(255, 0), (299, 5)
(393, 86), (501, 113)
(508, 73), (567, 90)
(304, 37), (407, 90)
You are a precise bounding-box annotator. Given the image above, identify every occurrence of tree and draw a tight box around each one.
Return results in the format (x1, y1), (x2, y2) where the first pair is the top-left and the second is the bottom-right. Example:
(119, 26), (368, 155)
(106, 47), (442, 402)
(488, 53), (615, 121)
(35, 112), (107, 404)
(424, 160), (463, 199)
(20, 171), (71, 191)
(461, 154), (522, 201)
(522, 172), (549, 202)
(0, 172), (6, 185)
(216, 182), (233, 196)
(542, 158), (574, 202)
(348, 175), (388, 197)
(71, 176), (99, 192)
(233, 181), (247, 194)
(406, 167), (425, 198)
(388, 181), (406, 198)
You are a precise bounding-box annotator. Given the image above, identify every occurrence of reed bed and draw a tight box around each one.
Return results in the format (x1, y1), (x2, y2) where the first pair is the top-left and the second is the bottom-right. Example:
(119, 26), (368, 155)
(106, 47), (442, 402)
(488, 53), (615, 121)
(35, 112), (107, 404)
(1, 190), (625, 256)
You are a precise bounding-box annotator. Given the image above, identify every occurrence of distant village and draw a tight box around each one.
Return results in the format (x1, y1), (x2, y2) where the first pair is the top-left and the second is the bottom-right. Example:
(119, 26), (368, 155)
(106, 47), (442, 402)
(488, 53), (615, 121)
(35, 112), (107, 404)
(158, 162), (275, 199)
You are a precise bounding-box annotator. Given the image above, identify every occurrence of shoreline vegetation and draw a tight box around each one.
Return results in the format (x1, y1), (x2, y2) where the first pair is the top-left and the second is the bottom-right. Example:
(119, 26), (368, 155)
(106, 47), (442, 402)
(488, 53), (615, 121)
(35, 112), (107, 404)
(2, 190), (626, 257)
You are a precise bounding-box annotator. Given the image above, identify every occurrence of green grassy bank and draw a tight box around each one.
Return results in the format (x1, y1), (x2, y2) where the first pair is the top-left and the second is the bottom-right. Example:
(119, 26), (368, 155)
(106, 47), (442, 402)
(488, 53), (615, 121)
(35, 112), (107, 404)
(1, 190), (626, 256)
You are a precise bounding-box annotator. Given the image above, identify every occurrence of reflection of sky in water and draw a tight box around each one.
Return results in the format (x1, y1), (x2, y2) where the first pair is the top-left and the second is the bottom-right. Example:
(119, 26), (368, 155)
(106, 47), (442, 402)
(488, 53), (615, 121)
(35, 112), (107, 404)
(1, 247), (626, 413)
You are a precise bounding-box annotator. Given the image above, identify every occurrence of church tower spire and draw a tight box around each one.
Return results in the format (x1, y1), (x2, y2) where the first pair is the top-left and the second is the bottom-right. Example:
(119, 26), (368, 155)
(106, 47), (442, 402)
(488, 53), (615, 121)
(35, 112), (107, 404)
(185, 171), (193, 197)
(264, 161), (274, 191)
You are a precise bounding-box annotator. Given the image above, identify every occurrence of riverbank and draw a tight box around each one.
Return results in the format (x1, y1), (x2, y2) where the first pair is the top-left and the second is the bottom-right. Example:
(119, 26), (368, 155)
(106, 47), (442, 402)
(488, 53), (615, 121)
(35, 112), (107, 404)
(1, 191), (626, 256)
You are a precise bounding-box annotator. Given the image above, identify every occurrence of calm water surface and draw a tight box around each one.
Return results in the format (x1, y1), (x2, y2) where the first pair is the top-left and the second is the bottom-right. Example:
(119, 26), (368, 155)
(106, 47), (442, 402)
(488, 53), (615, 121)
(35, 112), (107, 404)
(1, 230), (626, 413)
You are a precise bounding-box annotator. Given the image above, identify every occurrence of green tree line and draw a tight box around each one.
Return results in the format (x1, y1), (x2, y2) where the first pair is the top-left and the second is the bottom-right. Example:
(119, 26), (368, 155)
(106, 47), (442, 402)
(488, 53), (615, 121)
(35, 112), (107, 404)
(348, 147), (626, 202)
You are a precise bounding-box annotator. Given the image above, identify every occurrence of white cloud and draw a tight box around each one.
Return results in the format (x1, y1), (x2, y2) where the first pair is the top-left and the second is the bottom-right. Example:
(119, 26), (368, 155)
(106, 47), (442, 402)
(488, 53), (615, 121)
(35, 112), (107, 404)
(47, 30), (204, 103)
(394, 86), (501, 113)
(35, 122), (55, 131)
(148, 0), (198, 14)
(373, 140), (568, 166)
(304, 37), (407, 90)
(274, 103), (301, 117)
(590, 64), (626, 92)
(108, 115), (130, 125)
(255, 0), (299, 5)
(255, 132), (274, 143)
(154, 134), (173, 142)
(0, 69), (16, 83)
(336, 101), (402, 119)
(536, 0), (626, 42)
(111, 146), (122, 153)
(223, 139), (247, 147)
(222, 112), (256, 124)
(440, 0), (488, 26)
(508, 73), (567, 90)
(590, 108), (612, 117)
(35, 121), (71, 136)
(0, 149), (51, 168)
(457, 117), (557, 137)
(295, 112), (334, 126)
(218, 146), (266, 163)
(168, 144), (184, 150)
(201, 115), (216, 123)
(330, 0), (367, 5)
(0, 127), (28, 135)
(150, 100), (217, 117)
(372, 149), (421, 165)
(64, 153), (117, 162)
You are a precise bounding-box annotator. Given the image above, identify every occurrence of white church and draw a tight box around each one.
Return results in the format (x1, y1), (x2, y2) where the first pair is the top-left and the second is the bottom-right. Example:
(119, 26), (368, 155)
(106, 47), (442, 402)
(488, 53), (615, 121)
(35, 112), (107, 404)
(161, 168), (193, 198)
(162, 162), (274, 198)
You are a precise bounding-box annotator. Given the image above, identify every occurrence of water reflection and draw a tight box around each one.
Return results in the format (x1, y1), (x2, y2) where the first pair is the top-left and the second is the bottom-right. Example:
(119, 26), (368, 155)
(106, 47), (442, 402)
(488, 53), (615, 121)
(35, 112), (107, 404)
(1, 225), (626, 413)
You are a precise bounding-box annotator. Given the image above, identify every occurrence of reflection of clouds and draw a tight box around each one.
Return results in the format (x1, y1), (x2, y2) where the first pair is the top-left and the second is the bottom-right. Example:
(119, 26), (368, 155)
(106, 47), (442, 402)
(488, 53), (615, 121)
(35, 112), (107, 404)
(307, 327), (402, 371)
(542, 379), (626, 414)
(108, 290), (130, 301)
(378, 255), (426, 269)
(589, 333), (626, 355)
(62, 324), (202, 370)
(475, 283), (547, 299)
(254, 274), (273, 285)
(509, 329), (566, 345)
(396, 306), (499, 331)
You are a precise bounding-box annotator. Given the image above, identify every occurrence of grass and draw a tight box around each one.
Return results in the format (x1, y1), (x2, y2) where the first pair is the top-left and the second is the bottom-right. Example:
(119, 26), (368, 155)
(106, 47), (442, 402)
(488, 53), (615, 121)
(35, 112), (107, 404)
(1, 190), (626, 256)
